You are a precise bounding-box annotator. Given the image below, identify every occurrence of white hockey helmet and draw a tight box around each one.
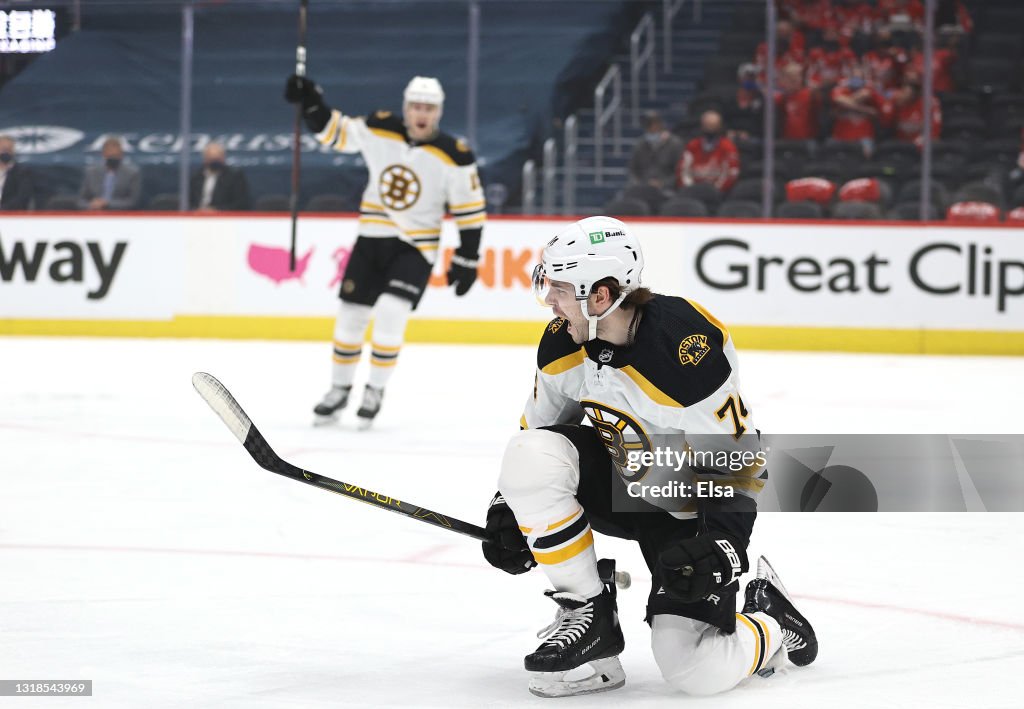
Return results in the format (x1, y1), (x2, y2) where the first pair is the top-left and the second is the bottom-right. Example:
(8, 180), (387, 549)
(403, 76), (445, 107)
(532, 216), (645, 340)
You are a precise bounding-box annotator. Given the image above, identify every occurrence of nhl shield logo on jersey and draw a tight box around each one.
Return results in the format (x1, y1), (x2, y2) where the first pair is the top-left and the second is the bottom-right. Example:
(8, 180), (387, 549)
(375, 110), (392, 120)
(379, 164), (422, 210)
(547, 318), (566, 334)
(598, 348), (614, 363)
(581, 400), (652, 479)
(678, 334), (711, 367)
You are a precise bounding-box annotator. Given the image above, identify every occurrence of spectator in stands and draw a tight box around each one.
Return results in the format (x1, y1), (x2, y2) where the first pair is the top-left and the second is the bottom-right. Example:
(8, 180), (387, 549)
(0, 134), (35, 210)
(878, 0), (924, 33)
(805, 23), (858, 92)
(888, 71), (941, 148)
(833, 0), (879, 48)
(189, 142), (252, 211)
(907, 29), (962, 93)
(775, 63), (819, 143)
(861, 27), (901, 91)
(756, 19), (806, 77)
(79, 136), (141, 211)
(676, 110), (740, 195)
(780, 0), (831, 39)
(829, 66), (889, 157)
(730, 63), (765, 137)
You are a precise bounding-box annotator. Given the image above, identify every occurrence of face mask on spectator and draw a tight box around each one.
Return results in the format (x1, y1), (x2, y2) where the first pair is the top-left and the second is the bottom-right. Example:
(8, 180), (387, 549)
(205, 160), (226, 172)
(0, 152), (12, 164)
(106, 157), (122, 169)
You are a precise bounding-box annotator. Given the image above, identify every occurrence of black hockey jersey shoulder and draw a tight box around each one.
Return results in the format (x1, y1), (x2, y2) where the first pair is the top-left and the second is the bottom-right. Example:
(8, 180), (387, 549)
(537, 318), (586, 373)
(365, 110), (408, 140)
(626, 296), (734, 407)
(425, 132), (477, 167)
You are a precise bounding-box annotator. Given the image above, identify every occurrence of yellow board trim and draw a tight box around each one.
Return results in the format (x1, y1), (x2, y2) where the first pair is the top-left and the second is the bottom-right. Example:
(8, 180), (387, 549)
(532, 530), (594, 565)
(735, 614), (763, 676)
(619, 365), (684, 408)
(2, 319), (1024, 355)
(540, 347), (587, 375)
(418, 144), (456, 166)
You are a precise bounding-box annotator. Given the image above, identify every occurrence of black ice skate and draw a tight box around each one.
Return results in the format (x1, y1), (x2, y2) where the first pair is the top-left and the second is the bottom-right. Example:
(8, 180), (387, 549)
(742, 556), (818, 668)
(355, 385), (384, 430)
(313, 385), (351, 425)
(525, 560), (626, 698)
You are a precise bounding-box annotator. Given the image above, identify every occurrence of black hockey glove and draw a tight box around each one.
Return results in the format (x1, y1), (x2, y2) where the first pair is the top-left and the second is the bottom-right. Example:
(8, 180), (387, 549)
(447, 251), (479, 296)
(657, 533), (748, 604)
(283, 74), (331, 133)
(447, 228), (481, 296)
(482, 492), (536, 575)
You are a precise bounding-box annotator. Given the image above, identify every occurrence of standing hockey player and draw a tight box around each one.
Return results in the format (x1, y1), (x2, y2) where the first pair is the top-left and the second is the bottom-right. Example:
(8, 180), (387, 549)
(481, 217), (817, 697)
(285, 74), (485, 428)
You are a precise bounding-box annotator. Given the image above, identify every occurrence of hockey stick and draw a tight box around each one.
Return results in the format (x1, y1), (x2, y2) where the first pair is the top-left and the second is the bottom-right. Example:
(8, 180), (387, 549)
(288, 0), (309, 272)
(192, 372), (632, 587)
(193, 372), (487, 540)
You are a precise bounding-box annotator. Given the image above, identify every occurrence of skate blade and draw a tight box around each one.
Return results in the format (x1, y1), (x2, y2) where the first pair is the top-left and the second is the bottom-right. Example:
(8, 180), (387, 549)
(528, 657), (625, 698)
(755, 556), (793, 602)
(355, 415), (376, 431)
(313, 414), (340, 427)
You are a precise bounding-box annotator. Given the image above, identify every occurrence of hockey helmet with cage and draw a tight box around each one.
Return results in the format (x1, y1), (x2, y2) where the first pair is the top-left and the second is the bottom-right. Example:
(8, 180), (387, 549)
(532, 216), (645, 340)
(403, 76), (445, 107)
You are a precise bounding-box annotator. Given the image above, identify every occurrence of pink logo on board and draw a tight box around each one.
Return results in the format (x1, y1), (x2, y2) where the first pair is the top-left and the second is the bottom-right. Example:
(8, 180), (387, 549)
(330, 246), (351, 288)
(247, 244), (314, 284)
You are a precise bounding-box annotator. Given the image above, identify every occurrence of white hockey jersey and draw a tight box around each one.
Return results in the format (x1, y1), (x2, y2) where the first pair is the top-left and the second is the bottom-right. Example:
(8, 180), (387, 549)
(521, 296), (766, 519)
(315, 109), (486, 264)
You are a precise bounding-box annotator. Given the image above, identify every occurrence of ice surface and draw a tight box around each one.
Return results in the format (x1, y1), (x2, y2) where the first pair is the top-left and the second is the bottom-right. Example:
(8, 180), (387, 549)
(2, 337), (1023, 708)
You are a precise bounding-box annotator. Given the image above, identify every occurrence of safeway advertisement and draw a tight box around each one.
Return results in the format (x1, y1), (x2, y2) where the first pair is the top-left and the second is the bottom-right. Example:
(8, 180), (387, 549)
(0, 217), (182, 318)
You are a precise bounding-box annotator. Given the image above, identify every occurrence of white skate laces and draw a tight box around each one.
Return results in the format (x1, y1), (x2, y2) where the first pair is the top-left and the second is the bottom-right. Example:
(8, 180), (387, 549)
(320, 386), (348, 408)
(536, 592), (593, 647)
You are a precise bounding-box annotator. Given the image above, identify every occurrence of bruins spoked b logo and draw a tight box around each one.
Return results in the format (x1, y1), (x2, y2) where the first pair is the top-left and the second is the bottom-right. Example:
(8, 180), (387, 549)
(581, 400), (652, 480)
(379, 164), (421, 210)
